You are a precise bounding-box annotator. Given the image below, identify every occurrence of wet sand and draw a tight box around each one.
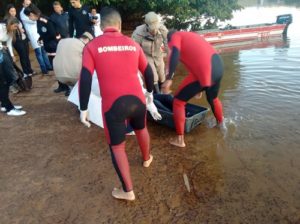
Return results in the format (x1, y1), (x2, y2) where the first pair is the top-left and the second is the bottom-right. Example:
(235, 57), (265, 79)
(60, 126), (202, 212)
(1, 64), (300, 223)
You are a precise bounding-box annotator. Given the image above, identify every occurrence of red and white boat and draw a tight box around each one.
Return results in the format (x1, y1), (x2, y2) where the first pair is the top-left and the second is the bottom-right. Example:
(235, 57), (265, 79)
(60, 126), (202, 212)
(215, 36), (288, 53)
(198, 14), (292, 47)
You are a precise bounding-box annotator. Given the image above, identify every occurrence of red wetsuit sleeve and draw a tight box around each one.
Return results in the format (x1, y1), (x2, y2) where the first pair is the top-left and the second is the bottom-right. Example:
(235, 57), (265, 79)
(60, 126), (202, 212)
(167, 33), (182, 79)
(79, 46), (94, 111)
(82, 45), (95, 74)
(167, 47), (180, 80)
(168, 33), (182, 51)
(138, 47), (154, 92)
(138, 46), (148, 74)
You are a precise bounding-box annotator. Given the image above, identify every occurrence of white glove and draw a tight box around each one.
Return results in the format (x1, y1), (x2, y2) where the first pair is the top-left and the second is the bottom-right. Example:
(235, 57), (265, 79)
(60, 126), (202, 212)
(145, 91), (154, 106)
(147, 102), (162, 120)
(80, 110), (91, 128)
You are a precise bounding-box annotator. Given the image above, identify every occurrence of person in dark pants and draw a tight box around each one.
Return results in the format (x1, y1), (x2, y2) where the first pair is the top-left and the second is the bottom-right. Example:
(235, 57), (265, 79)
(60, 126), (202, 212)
(5, 4), (34, 77)
(12, 27), (34, 78)
(24, 4), (59, 68)
(20, 0), (52, 75)
(0, 50), (26, 116)
(69, 0), (94, 37)
(50, 1), (70, 94)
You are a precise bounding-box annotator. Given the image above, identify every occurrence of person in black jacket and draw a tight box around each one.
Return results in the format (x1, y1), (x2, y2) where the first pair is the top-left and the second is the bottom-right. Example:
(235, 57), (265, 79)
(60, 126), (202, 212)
(50, 1), (69, 38)
(24, 4), (60, 67)
(50, 1), (70, 94)
(69, 0), (94, 37)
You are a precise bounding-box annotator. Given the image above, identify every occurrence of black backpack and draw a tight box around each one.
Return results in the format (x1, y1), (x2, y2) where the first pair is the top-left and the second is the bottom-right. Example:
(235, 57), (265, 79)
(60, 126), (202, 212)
(13, 63), (32, 91)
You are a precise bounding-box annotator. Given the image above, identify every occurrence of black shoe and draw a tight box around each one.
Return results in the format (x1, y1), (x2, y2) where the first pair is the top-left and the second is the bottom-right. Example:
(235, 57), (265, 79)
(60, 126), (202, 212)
(54, 87), (65, 93)
(64, 88), (71, 96)
(54, 82), (68, 93)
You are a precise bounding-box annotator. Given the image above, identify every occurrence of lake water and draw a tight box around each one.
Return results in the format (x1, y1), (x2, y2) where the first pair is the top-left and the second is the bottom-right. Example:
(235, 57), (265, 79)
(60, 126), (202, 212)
(172, 3), (300, 222)
(221, 5), (300, 140)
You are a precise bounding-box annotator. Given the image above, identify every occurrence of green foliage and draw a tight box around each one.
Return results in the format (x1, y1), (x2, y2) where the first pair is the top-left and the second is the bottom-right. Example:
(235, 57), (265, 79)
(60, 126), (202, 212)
(87, 0), (242, 30)
(1, 0), (242, 30)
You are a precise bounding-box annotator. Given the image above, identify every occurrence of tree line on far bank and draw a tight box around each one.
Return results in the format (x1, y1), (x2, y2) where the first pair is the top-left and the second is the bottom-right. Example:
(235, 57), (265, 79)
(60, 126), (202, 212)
(1, 0), (244, 30)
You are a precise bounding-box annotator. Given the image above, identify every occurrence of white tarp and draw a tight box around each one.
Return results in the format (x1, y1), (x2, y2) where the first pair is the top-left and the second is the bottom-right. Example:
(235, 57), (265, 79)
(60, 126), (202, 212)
(68, 73), (104, 128)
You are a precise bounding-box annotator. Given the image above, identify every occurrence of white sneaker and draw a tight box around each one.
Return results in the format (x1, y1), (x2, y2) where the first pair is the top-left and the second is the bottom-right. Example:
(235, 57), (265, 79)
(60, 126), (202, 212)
(14, 105), (23, 110)
(1, 105), (22, 112)
(7, 109), (26, 116)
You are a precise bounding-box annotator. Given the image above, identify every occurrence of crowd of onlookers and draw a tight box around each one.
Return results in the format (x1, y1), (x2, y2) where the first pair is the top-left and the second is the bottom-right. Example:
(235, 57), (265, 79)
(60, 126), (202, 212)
(0, 0), (102, 116)
(1, 0), (169, 117)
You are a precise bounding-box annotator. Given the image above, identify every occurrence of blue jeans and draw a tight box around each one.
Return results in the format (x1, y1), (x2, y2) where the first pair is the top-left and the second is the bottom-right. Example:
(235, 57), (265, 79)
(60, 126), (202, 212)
(34, 47), (52, 74)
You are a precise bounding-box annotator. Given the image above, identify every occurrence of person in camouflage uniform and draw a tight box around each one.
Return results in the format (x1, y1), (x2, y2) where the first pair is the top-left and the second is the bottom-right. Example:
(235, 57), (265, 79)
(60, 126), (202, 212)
(132, 12), (168, 93)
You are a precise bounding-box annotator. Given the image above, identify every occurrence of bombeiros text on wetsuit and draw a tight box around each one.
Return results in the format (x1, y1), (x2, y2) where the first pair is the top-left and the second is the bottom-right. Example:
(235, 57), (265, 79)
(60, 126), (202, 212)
(98, 45), (137, 53)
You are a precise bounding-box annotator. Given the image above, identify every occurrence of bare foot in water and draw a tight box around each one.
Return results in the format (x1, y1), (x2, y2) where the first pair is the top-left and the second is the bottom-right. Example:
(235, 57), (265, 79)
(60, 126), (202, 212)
(143, 154), (153, 168)
(169, 136), (186, 148)
(112, 188), (135, 201)
(218, 120), (228, 138)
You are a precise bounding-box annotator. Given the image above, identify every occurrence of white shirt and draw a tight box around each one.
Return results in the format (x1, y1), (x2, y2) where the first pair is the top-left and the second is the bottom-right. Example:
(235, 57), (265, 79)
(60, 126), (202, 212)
(0, 23), (14, 57)
(89, 13), (103, 37)
(20, 7), (40, 49)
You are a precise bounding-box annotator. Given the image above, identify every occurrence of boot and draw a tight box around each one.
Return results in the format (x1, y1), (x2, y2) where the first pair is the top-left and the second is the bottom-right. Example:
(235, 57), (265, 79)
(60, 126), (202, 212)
(25, 76), (32, 90)
(154, 83), (160, 94)
(54, 81), (67, 93)
(64, 86), (71, 96)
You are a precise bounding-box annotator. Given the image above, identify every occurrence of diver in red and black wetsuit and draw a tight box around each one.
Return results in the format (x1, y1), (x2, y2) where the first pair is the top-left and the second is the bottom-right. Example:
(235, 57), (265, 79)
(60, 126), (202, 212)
(79, 7), (155, 201)
(162, 30), (227, 147)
